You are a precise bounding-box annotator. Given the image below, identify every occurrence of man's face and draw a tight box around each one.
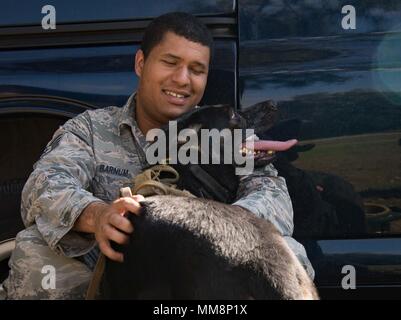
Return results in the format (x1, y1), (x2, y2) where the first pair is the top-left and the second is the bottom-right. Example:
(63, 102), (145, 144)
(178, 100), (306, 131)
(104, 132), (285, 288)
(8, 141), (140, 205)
(135, 31), (210, 126)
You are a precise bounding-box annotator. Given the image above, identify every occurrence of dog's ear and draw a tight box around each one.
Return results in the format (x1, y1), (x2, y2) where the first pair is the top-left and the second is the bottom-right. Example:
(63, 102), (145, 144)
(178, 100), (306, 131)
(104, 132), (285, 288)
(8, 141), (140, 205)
(229, 111), (246, 129)
(240, 100), (278, 134)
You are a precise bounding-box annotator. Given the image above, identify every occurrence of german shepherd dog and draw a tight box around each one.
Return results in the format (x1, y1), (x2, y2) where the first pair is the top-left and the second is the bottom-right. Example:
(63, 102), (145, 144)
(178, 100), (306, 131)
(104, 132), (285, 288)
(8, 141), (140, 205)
(99, 103), (319, 300)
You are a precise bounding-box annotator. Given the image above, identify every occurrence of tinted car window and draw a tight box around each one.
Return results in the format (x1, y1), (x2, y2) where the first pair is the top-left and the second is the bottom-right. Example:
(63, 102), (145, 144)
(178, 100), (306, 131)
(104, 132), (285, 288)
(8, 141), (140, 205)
(0, 0), (234, 27)
(240, 0), (401, 39)
(239, 0), (401, 238)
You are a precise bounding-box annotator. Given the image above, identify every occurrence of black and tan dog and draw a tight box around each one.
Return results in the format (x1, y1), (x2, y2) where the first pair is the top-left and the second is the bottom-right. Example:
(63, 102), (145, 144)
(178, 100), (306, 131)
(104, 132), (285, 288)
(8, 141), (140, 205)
(99, 103), (319, 300)
(157, 103), (298, 203)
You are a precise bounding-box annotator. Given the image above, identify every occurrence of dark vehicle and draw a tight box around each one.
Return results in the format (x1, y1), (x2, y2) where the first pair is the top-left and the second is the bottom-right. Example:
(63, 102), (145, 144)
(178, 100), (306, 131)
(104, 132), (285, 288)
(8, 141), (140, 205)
(0, 0), (400, 299)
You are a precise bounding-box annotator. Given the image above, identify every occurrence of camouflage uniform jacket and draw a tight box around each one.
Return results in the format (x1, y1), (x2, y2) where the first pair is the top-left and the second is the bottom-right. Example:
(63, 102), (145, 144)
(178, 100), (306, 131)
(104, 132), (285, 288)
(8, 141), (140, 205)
(21, 93), (314, 278)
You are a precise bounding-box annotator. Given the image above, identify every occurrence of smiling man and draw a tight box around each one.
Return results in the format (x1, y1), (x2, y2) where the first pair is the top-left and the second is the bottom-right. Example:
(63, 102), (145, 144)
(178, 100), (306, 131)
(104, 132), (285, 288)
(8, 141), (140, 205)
(135, 31), (210, 133)
(3, 12), (313, 299)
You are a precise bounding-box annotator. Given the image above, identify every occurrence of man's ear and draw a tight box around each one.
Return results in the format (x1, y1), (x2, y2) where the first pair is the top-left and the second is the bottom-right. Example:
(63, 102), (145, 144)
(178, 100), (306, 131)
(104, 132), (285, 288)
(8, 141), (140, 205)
(135, 49), (145, 77)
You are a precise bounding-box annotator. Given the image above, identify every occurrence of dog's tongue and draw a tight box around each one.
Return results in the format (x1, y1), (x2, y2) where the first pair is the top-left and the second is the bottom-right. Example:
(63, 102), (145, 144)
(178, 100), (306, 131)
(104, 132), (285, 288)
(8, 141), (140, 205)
(242, 139), (298, 151)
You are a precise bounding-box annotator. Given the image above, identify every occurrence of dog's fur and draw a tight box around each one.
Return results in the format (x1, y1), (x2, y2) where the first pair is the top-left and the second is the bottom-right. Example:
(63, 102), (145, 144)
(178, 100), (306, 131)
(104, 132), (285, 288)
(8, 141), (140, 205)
(99, 103), (319, 299)
(163, 104), (246, 203)
(100, 196), (319, 299)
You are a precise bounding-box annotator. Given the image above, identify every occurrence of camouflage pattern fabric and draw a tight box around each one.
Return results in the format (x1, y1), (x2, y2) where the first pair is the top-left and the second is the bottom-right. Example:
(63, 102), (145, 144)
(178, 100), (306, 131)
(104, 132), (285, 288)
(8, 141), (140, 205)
(4, 225), (92, 299)
(2, 93), (314, 299)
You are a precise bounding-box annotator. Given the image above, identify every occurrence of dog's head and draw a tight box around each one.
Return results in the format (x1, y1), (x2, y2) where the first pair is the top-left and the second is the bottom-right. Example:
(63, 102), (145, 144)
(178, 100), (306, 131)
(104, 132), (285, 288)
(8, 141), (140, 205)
(160, 104), (298, 167)
(145, 104), (299, 203)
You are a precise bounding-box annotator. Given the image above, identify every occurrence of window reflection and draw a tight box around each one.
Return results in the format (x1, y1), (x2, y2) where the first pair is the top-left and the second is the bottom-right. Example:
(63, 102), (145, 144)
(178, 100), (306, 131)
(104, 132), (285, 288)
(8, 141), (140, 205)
(0, 114), (66, 240)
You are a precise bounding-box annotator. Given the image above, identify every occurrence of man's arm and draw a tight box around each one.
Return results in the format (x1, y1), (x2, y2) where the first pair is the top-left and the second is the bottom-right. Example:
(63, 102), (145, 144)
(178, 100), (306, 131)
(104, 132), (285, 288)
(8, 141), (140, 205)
(21, 112), (141, 260)
(21, 113), (142, 261)
(21, 113), (100, 257)
(233, 163), (294, 236)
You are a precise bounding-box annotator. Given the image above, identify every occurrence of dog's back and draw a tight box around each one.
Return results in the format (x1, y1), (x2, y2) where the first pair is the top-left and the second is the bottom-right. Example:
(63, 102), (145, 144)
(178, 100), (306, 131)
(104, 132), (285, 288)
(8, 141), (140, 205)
(100, 195), (319, 300)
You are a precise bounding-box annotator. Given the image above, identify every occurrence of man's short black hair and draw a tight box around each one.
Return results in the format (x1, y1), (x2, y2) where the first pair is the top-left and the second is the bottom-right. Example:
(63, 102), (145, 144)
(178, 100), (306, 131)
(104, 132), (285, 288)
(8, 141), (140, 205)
(141, 12), (213, 59)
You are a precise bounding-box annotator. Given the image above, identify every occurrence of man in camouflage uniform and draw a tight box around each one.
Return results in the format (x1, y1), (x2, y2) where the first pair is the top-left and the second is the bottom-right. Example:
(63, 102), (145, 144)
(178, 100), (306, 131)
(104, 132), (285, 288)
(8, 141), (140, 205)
(2, 12), (314, 299)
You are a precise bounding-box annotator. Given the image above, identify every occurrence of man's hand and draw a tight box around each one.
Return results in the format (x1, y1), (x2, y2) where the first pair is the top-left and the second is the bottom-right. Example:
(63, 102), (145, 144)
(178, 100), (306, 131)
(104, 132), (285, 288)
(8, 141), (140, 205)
(74, 195), (145, 262)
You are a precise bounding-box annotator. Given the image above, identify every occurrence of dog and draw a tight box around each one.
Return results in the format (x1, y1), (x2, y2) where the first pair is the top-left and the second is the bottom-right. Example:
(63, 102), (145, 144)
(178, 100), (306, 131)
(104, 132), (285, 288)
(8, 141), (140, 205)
(157, 104), (298, 203)
(99, 103), (318, 299)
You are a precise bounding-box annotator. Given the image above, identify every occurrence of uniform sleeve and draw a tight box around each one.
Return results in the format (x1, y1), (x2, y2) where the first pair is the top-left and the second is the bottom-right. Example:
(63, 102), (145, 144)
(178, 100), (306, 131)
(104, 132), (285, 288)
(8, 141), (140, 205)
(21, 112), (103, 257)
(232, 163), (294, 237)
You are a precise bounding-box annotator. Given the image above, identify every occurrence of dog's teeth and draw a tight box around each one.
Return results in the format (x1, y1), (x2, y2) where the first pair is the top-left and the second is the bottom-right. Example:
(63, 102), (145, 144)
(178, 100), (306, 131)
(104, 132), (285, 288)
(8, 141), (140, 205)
(268, 150), (275, 155)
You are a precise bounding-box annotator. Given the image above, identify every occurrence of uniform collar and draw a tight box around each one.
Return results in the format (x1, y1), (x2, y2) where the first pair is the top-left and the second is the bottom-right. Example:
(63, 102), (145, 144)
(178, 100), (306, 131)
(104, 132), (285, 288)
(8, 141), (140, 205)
(118, 92), (139, 136)
(118, 93), (150, 151)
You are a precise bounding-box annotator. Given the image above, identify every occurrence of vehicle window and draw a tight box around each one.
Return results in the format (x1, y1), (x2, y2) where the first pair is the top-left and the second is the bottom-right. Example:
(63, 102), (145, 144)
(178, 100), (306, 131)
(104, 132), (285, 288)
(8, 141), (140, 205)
(239, 0), (401, 238)
(240, 0), (401, 39)
(0, 0), (234, 27)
